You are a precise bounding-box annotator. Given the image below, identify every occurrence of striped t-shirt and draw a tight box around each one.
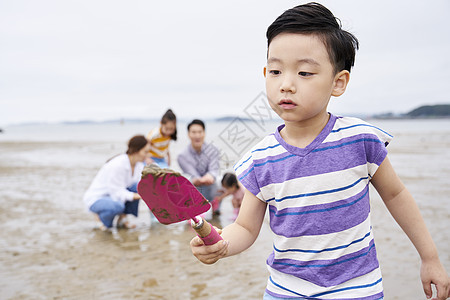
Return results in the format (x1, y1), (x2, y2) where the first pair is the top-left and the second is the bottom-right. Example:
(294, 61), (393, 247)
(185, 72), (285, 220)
(147, 126), (171, 159)
(234, 114), (392, 299)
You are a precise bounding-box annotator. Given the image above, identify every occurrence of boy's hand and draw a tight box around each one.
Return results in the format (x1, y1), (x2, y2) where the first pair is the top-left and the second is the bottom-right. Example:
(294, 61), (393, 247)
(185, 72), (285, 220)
(420, 258), (450, 299)
(190, 234), (229, 265)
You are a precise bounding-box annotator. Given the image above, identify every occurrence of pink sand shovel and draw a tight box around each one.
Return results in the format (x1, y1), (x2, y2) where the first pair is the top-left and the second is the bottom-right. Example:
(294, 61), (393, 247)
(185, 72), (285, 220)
(137, 164), (223, 245)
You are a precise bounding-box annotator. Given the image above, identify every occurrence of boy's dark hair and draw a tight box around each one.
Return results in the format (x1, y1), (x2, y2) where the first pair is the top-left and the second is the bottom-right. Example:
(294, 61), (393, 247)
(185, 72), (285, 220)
(187, 119), (205, 131)
(126, 135), (148, 155)
(266, 2), (359, 73)
(221, 172), (239, 189)
(161, 108), (177, 141)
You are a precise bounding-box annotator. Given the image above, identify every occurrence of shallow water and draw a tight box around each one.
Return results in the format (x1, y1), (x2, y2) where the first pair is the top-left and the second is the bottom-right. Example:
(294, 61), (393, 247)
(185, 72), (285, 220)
(0, 119), (449, 299)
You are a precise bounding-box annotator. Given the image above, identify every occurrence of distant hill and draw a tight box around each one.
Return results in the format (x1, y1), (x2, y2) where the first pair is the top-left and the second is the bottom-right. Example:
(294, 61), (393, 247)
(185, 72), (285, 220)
(373, 104), (450, 119)
(406, 104), (450, 117)
(61, 118), (154, 125)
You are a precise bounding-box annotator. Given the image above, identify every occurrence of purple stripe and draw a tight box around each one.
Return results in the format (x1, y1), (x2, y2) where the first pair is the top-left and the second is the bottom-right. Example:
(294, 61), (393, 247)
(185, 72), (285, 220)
(267, 240), (379, 287)
(237, 164), (254, 182)
(250, 134), (385, 188)
(269, 186), (370, 237)
(236, 165), (260, 197)
(313, 137), (383, 154)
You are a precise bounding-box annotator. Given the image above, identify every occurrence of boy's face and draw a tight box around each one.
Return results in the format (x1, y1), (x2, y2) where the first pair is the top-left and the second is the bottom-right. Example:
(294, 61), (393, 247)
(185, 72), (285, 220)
(265, 33), (346, 125)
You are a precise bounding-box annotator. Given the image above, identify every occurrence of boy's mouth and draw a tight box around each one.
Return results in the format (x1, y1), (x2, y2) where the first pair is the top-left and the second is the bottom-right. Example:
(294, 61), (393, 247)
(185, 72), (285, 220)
(278, 99), (297, 109)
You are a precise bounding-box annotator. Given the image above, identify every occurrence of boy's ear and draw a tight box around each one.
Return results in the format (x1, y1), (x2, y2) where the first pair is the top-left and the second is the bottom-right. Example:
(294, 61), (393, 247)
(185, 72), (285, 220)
(331, 70), (350, 97)
(263, 67), (267, 77)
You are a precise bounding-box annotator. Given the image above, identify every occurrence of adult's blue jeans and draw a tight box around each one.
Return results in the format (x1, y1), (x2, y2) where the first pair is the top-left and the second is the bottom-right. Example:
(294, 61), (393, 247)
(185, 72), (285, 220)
(89, 183), (139, 228)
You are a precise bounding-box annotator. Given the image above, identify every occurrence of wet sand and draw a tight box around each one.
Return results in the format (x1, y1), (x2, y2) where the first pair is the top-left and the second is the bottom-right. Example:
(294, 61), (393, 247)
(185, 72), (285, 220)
(0, 141), (272, 299)
(0, 121), (449, 299)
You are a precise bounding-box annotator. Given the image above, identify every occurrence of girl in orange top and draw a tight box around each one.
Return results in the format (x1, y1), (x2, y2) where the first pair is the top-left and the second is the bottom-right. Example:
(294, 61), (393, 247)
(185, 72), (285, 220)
(146, 109), (177, 168)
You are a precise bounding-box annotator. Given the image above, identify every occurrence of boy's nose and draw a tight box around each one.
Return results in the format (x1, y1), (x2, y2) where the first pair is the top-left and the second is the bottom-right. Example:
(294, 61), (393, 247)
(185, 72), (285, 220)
(280, 75), (296, 93)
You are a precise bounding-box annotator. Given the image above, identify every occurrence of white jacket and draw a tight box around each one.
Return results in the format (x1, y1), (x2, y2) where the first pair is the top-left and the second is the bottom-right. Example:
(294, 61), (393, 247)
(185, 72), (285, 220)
(83, 154), (144, 209)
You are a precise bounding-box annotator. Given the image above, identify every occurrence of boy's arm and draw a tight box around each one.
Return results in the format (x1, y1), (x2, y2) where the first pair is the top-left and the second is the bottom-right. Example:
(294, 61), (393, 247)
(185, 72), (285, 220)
(190, 189), (267, 264)
(371, 157), (450, 300)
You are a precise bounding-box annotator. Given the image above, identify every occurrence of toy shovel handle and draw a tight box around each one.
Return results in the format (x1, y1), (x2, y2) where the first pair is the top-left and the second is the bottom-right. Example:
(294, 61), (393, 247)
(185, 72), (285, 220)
(191, 217), (223, 246)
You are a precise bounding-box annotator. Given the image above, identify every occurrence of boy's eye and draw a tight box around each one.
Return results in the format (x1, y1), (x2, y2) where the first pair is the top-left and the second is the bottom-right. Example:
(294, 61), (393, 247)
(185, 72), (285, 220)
(269, 70), (281, 75)
(299, 71), (313, 77)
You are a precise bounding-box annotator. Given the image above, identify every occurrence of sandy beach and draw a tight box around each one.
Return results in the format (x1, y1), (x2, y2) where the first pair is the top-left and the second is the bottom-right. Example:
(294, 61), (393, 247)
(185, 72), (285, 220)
(0, 119), (449, 299)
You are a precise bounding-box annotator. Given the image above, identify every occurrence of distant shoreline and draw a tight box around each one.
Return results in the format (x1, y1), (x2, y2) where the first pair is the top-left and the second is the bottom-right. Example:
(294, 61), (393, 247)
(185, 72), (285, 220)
(369, 115), (450, 120)
(2, 104), (449, 128)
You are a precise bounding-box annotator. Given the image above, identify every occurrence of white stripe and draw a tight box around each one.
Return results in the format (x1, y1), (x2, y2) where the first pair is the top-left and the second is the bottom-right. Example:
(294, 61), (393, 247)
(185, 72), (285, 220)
(151, 147), (166, 157)
(367, 161), (381, 178)
(250, 146), (285, 162)
(267, 267), (383, 298)
(325, 117), (391, 144)
(152, 139), (170, 148)
(256, 191), (266, 202)
(234, 153), (253, 176)
(235, 135), (283, 174)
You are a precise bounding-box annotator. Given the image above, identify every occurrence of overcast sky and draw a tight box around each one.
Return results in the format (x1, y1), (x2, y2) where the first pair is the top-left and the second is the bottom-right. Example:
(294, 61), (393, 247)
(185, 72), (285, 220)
(1, 0), (449, 126)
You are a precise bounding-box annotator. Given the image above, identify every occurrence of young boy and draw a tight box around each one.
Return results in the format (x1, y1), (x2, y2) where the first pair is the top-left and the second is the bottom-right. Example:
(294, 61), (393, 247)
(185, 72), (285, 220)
(190, 3), (449, 299)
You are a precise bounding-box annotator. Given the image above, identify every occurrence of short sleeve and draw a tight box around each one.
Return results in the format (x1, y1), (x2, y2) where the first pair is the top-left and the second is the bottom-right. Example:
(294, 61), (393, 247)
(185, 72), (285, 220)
(147, 127), (160, 142)
(234, 151), (261, 199)
(365, 124), (393, 177)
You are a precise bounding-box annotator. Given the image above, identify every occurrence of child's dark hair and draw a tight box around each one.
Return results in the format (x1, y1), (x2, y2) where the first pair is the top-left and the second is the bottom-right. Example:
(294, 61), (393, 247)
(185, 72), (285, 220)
(161, 109), (177, 141)
(187, 119), (205, 131)
(126, 135), (148, 155)
(221, 172), (239, 189)
(266, 2), (359, 73)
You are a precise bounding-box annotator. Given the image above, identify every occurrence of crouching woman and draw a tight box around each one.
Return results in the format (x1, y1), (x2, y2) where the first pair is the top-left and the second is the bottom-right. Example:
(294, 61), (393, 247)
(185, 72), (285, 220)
(83, 135), (150, 230)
